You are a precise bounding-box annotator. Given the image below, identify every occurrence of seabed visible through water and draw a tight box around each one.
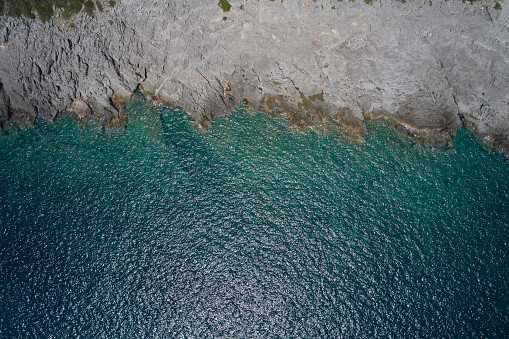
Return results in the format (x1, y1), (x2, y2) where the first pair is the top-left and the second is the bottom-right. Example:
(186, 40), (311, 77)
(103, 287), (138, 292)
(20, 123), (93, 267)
(1, 93), (508, 337)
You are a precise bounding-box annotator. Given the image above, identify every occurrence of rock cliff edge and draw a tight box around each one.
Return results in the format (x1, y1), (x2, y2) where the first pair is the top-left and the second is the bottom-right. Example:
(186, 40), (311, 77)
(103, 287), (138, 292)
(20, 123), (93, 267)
(1, 0), (508, 153)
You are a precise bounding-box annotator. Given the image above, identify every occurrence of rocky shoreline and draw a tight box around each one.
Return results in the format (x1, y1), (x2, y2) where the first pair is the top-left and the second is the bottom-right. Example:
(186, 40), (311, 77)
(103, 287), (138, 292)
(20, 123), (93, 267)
(1, 0), (508, 154)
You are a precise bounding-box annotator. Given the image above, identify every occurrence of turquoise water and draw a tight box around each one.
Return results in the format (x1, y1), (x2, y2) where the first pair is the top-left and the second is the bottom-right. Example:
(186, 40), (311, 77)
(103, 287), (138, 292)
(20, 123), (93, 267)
(1, 93), (508, 337)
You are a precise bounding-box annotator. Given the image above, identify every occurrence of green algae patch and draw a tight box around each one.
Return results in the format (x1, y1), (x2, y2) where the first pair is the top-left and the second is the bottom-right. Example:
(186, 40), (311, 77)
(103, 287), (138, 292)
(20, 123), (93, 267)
(298, 92), (315, 111)
(297, 91), (325, 111)
(309, 91), (324, 102)
(218, 0), (231, 12)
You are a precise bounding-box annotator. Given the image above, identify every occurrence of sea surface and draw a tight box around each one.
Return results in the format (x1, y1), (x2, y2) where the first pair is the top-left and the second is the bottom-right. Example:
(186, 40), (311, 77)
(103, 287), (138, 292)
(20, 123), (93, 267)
(1, 93), (508, 337)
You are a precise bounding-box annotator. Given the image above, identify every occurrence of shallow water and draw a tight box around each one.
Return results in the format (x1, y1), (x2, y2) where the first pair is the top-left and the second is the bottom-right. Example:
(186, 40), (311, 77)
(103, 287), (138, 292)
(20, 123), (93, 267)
(1, 94), (508, 337)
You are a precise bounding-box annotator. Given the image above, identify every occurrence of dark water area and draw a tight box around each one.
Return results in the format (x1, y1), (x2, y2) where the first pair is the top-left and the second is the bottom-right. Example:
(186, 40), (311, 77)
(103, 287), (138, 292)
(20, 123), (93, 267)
(1, 93), (508, 337)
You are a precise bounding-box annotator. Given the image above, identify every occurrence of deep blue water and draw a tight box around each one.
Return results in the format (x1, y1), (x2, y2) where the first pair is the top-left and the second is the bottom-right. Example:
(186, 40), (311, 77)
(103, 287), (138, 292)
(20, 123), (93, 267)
(1, 93), (508, 337)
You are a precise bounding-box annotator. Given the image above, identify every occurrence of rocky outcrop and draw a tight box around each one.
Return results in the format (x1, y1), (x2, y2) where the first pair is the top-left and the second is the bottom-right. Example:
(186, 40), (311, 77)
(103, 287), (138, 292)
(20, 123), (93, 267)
(0, 81), (10, 126)
(0, 0), (508, 153)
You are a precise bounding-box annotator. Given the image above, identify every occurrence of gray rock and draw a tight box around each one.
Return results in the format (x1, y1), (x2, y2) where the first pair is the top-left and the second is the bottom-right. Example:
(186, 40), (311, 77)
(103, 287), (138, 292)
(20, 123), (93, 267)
(0, 0), (508, 152)
(0, 81), (10, 128)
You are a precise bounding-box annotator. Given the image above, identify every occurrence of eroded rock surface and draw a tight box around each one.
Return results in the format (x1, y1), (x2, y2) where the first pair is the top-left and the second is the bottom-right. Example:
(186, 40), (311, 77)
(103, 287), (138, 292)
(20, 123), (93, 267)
(0, 0), (508, 152)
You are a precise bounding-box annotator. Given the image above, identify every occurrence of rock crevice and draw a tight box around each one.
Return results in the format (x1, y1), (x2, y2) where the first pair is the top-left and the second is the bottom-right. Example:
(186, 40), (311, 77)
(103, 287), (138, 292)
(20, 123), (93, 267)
(0, 0), (508, 153)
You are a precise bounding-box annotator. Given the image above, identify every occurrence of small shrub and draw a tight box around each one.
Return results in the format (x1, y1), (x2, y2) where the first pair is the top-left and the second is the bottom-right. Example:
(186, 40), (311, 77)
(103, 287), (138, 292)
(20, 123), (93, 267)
(6, 2), (23, 17)
(62, 0), (84, 19)
(83, 0), (94, 16)
(35, 0), (55, 22)
(6, 0), (34, 18)
(107, 0), (115, 7)
(494, 2), (502, 10)
(218, 0), (231, 12)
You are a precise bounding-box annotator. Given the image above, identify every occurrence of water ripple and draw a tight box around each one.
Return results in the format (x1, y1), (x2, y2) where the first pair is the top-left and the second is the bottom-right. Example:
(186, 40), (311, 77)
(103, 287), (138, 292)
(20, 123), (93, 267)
(0, 94), (508, 337)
